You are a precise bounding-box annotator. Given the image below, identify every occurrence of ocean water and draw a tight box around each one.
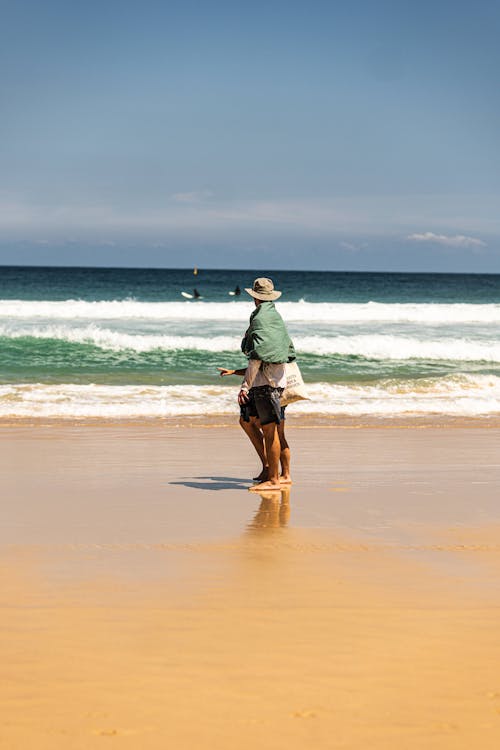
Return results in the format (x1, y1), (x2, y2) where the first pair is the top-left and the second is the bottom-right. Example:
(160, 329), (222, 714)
(1, 265), (500, 419)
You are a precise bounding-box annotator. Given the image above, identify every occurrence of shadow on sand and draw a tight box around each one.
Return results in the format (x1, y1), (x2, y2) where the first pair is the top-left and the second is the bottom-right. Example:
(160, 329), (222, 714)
(169, 476), (249, 491)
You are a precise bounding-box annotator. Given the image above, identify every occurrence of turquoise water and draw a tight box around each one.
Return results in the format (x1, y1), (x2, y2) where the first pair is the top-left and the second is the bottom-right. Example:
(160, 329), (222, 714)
(1, 266), (500, 417)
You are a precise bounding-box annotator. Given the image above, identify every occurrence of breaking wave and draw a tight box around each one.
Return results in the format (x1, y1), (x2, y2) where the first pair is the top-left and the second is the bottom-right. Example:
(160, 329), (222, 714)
(1, 299), (500, 325)
(1, 375), (500, 418)
(2, 326), (500, 362)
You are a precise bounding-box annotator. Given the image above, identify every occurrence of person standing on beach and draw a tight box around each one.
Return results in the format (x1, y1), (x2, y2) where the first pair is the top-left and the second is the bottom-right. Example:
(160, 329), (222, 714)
(218, 365), (291, 485)
(237, 277), (295, 492)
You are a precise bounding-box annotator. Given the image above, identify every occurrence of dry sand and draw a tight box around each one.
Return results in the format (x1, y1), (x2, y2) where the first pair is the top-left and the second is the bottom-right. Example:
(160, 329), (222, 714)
(1, 422), (500, 748)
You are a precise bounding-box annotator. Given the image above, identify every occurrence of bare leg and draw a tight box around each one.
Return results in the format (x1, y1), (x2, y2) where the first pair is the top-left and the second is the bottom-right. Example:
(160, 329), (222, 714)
(277, 421), (291, 483)
(249, 422), (281, 492)
(239, 416), (268, 480)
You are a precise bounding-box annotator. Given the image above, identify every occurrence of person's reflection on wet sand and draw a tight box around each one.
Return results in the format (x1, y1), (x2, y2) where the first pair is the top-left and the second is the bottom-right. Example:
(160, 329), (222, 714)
(247, 487), (291, 533)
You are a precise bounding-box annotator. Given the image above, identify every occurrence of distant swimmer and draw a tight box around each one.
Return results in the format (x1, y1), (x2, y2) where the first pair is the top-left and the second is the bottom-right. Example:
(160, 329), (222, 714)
(229, 285), (241, 296)
(193, 288), (201, 299)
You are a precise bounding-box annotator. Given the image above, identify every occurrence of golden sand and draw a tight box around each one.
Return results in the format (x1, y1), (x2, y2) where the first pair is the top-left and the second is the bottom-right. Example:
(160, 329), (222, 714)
(1, 424), (500, 748)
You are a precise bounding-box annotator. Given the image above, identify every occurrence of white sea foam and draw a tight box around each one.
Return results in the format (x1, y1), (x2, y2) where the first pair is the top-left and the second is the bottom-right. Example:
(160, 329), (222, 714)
(0, 325), (240, 353)
(2, 324), (500, 362)
(1, 299), (500, 324)
(293, 334), (500, 362)
(1, 375), (500, 418)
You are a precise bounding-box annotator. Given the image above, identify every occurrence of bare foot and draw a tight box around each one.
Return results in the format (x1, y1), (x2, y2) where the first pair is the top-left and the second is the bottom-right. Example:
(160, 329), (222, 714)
(249, 480), (282, 493)
(253, 467), (269, 482)
(280, 476), (293, 485)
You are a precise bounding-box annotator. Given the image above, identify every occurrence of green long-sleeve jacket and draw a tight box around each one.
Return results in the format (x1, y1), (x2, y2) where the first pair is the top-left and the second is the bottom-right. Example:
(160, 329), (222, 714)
(241, 301), (296, 363)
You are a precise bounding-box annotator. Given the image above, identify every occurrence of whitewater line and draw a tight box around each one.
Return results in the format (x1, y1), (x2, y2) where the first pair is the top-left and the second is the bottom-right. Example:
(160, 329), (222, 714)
(1, 299), (500, 324)
(2, 325), (500, 362)
(1, 375), (500, 417)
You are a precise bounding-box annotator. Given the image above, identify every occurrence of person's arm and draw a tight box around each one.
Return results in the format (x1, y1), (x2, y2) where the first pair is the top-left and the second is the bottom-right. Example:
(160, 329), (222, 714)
(238, 359), (261, 404)
(217, 367), (246, 377)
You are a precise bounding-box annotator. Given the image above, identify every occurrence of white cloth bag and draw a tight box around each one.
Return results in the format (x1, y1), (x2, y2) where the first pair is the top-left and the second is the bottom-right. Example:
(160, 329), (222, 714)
(280, 361), (309, 406)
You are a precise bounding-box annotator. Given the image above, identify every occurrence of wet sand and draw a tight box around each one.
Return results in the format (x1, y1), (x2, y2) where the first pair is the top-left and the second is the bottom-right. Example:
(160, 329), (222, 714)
(2, 423), (500, 748)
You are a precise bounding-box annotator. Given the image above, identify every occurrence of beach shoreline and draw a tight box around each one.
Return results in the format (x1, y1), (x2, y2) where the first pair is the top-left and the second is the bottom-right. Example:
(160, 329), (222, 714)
(2, 413), (500, 428)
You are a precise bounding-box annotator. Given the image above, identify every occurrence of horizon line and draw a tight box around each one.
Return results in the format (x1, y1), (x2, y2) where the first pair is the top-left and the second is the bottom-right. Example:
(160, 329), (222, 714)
(1, 263), (499, 277)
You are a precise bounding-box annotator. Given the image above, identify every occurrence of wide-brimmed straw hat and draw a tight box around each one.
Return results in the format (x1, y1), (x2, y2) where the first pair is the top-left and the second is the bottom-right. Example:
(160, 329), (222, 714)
(245, 277), (282, 301)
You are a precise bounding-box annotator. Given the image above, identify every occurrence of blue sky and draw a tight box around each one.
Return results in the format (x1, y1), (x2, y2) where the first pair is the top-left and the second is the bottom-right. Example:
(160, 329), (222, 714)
(1, 0), (499, 270)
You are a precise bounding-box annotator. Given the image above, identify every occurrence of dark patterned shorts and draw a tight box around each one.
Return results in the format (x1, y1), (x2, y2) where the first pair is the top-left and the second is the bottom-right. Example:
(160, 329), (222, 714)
(240, 385), (285, 426)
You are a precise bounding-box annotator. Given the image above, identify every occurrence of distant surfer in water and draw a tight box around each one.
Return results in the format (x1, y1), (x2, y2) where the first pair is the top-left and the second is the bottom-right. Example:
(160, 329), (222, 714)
(234, 285), (241, 296)
(181, 288), (202, 299)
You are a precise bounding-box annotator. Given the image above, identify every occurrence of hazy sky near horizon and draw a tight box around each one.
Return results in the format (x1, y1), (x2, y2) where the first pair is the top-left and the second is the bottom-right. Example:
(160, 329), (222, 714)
(1, 0), (500, 271)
